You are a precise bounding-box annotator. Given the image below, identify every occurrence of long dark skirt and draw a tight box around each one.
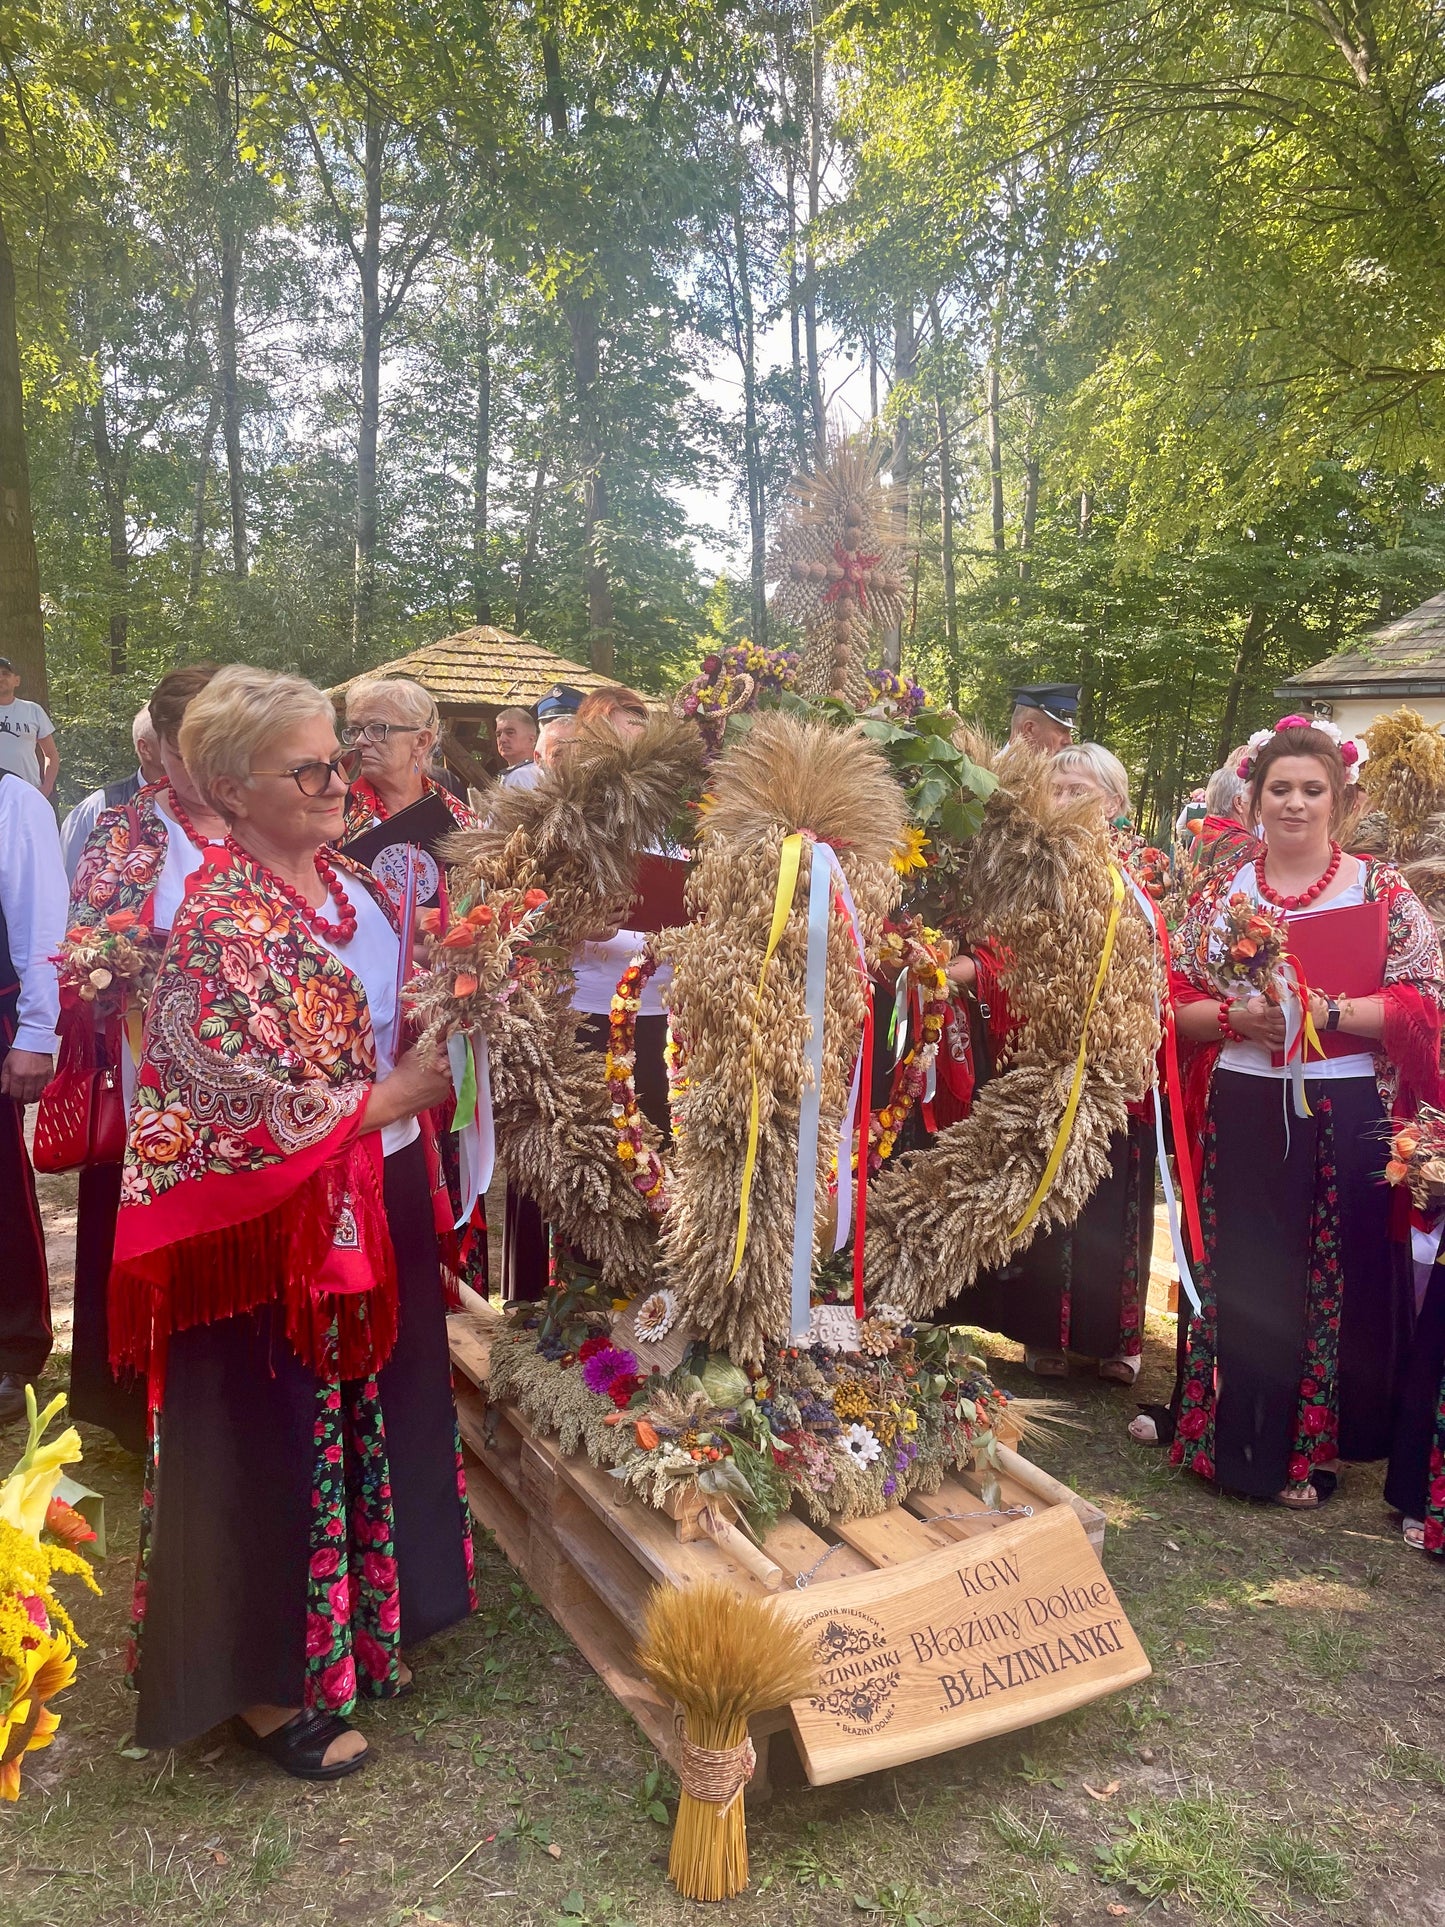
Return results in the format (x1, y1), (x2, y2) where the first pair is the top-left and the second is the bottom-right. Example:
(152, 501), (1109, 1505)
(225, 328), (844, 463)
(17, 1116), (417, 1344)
(67, 1162), (147, 1455)
(501, 1012), (670, 1304)
(131, 1138), (475, 1749)
(1384, 1259), (1445, 1548)
(957, 1121), (1153, 1361)
(1172, 1070), (1406, 1501)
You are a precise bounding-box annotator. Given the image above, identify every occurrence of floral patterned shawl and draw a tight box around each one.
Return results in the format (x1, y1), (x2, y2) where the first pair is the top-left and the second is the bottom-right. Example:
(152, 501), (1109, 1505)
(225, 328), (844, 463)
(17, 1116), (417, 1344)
(70, 782), (188, 934)
(341, 774), (476, 839)
(109, 843), (402, 1387)
(1171, 853), (1445, 1130)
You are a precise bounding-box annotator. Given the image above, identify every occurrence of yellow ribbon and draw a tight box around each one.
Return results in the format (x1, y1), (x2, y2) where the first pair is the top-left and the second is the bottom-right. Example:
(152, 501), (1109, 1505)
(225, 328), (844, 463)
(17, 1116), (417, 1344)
(728, 831), (806, 1281)
(1009, 863), (1126, 1244)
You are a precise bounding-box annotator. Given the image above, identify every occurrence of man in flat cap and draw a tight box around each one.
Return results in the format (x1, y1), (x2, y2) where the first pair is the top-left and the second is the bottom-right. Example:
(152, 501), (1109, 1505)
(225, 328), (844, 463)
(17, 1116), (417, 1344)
(1006, 683), (1079, 756)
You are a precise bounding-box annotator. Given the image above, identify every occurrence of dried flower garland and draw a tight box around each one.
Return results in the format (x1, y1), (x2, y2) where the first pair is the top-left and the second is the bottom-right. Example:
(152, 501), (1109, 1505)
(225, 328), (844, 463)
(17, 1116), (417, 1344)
(54, 910), (159, 1015)
(606, 946), (669, 1215)
(408, 880), (551, 1049)
(1386, 1106), (1445, 1210)
(1195, 890), (1289, 1005)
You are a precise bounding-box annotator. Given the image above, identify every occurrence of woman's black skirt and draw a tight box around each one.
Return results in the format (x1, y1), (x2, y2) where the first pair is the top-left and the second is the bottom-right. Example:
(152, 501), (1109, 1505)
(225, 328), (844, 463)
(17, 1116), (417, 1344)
(950, 1120), (1154, 1361)
(131, 1137), (474, 1749)
(1384, 1258), (1445, 1542)
(1172, 1069), (1407, 1501)
(67, 1162), (147, 1455)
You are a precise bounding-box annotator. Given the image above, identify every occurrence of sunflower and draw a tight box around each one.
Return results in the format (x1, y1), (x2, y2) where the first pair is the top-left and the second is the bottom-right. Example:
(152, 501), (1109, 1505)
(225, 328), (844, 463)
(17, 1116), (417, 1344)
(890, 826), (930, 875)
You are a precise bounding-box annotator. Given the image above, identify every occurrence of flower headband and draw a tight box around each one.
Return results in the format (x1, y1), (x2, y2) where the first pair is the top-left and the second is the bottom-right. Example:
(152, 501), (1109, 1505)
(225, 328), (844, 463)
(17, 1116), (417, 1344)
(1236, 714), (1368, 785)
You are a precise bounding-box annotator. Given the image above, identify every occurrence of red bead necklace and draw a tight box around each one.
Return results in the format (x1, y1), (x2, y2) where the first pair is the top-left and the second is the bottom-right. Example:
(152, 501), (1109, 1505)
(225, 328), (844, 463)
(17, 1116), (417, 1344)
(225, 836), (358, 943)
(1255, 840), (1342, 912)
(164, 784), (222, 851)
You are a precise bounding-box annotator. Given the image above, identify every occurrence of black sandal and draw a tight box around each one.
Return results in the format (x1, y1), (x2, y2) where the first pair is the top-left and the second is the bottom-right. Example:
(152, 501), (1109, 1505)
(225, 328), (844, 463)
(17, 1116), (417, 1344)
(231, 1709), (369, 1782)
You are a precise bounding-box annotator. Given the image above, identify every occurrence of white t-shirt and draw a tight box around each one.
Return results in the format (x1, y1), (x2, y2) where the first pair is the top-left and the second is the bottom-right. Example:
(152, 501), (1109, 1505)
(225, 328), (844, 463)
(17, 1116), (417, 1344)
(571, 930), (672, 1016)
(0, 773), (66, 1052)
(151, 794), (210, 932)
(1216, 858), (1375, 1081)
(0, 699), (54, 786)
(315, 880), (419, 1158)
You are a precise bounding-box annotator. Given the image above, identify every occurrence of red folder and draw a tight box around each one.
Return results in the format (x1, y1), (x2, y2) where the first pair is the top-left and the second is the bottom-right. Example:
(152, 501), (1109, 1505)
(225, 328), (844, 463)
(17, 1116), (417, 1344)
(628, 853), (692, 932)
(1270, 897), (1386, 1065)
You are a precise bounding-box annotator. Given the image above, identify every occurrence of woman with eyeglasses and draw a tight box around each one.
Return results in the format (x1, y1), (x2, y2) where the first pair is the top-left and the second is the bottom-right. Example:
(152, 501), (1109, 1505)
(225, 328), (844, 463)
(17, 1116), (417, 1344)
(339, 676), (476, 835)
(108, 667), (474, 1781)
(61, 662), (226, 1453)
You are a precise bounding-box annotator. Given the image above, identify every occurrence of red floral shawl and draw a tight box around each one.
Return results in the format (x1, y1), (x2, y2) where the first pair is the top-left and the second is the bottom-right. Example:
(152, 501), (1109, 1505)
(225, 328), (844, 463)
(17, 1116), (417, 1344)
(341, 774), (476, 839)
(109, 843), (402, 1386)
(1170, 854), (1445, 1159)
(70, 782), (187, 934)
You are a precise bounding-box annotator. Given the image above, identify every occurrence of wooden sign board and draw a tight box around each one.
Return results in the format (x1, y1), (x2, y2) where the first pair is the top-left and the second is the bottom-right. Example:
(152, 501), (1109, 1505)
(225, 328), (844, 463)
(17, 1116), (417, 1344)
(774, 1505), (1149, 1784)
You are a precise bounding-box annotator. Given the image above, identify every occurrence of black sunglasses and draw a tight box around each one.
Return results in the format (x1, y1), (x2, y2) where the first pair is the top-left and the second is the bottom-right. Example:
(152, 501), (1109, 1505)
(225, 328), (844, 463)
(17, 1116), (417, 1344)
(252, 746), (365, 797)
(340, 721), (425, 746)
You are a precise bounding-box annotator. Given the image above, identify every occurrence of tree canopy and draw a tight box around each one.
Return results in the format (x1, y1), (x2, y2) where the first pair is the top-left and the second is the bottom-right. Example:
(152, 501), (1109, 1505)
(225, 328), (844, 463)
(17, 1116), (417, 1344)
(5, 0), (1443, 821)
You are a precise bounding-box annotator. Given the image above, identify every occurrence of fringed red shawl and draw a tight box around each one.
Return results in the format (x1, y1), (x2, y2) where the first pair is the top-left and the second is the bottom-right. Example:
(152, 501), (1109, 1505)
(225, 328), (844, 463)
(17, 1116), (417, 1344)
(110, 843), (402, 1388)
(70, 782), (177, 932)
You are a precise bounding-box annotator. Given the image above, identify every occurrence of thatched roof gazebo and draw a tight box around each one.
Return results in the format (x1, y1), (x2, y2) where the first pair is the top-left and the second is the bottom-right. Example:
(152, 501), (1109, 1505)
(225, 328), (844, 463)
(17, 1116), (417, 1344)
(334, 624), (611, 786)
(1279, 592), (1445, 737)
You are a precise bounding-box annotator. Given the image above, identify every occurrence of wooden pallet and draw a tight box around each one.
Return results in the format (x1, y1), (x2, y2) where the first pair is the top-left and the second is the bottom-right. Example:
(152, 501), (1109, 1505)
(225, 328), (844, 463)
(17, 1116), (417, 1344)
(449, 1306), (1133, 1792)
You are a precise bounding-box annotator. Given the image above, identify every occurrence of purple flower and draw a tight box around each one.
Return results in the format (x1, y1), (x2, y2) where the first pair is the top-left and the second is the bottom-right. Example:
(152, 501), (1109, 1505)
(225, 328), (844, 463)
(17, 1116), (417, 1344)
(580, 1344), (639, 1396)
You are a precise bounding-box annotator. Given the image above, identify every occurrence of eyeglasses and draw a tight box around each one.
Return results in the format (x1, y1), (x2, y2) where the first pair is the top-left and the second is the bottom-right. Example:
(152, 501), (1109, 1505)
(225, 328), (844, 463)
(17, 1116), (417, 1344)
(340, 721), (425, 747)
(251, 746), (365, 796)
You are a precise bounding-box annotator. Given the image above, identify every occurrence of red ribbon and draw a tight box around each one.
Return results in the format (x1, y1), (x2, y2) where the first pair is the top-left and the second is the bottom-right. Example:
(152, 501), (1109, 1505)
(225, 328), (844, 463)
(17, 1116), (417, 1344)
(1142, 892), (1205, 1265)
(853, 981), (874, 1317)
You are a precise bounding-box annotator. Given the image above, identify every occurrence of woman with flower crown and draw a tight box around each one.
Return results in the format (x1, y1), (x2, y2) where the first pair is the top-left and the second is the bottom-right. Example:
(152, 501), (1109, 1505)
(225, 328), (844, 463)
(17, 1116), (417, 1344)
(108, 667), (474, 1781)
(1168, 717), (1444, 1509)
(60, 663), (227, 1452)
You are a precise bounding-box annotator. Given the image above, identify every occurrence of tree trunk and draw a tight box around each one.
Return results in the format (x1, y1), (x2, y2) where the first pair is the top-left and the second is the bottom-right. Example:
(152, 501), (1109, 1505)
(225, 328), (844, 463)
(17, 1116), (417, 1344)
(1215, 603), (1269, 763)
(89, 385), (129, 675)
(218, 218), (248, 578)
(1079, 487), (1093, 536)
(802, 29), (826, 458)
(566, 300), (615, 672)
(472, 270), (492, 625)
(352, 112), (385, 654)
(213, 64), (249, 579)
(0, 203), (46, 706)
(1019, 448), (1039, 581)
(881, 301), (915, 672)
(513, 448), (549, 632)
(984, 343), (1005, 554)
(186, 387), (222, 605)
(926, 298), (958, 693)
(723, 177), (767, 646)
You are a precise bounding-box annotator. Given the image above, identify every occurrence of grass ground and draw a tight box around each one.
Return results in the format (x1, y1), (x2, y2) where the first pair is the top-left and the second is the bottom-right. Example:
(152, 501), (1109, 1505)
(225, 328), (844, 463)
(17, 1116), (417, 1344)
(7, 1177), (1445, 1927)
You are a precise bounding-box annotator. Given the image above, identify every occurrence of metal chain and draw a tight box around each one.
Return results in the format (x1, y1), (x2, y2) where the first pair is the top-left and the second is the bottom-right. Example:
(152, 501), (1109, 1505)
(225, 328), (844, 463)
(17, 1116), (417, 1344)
(792, 1503), (1035, 1588)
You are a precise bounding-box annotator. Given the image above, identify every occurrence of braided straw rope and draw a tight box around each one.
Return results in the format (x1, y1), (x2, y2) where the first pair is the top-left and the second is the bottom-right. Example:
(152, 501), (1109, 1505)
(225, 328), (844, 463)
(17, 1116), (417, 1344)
(675, 1718), (757, 1817)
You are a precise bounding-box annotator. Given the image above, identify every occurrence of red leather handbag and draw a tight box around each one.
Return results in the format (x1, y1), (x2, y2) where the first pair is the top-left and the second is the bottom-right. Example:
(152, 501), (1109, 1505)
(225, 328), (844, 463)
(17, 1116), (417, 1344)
(32, 1018), (128, 1174)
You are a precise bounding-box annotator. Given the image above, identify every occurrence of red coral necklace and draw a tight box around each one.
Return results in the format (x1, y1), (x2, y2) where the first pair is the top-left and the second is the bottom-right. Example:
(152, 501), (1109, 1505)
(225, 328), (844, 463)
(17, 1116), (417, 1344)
(225, 836), (358, 942)
(1256, 840), (1341, 911)
(164, 785), (221, 850)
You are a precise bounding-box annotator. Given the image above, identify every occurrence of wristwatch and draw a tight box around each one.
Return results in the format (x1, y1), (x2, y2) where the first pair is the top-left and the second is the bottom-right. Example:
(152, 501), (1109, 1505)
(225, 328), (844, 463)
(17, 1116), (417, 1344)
(1325, 999), (1341, 1033)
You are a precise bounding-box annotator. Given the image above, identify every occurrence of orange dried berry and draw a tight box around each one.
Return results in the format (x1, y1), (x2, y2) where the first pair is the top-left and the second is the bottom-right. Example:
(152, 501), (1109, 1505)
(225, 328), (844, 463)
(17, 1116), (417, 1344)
(453, 972), (479, 998)
(634, 1419), (660, 1450)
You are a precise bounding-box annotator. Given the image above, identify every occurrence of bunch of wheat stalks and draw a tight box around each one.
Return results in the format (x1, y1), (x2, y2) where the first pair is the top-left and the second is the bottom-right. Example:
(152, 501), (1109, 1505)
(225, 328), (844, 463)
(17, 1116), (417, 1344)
(660, 712), (902, 1363)
(865, 741), (1162, 1317)
(638, 1579), (817, 1901)
(439, 715), (705, 1292)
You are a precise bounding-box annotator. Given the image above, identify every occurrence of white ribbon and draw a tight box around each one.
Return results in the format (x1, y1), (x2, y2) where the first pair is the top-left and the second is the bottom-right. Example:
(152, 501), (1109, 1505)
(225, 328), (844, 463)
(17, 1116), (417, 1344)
(1121, 870), (1202, 1317)
(448, 1028), (495, 1230)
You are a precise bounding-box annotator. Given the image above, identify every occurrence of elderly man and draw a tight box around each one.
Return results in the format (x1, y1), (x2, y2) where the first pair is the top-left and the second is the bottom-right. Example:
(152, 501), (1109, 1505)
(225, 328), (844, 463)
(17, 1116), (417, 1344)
(1004, 683), (1080, 755)
(59, 704), (167, 881)
(502, 685), (583, 790)
(494, 705), (539, 788)
(0, 769), (67, 1421)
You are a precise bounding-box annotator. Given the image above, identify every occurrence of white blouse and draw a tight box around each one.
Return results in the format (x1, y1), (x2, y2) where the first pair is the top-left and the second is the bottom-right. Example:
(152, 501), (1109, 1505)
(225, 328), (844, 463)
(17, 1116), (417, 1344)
(316, 880), (419, 1157)
(1216, 859), (1375, 1081)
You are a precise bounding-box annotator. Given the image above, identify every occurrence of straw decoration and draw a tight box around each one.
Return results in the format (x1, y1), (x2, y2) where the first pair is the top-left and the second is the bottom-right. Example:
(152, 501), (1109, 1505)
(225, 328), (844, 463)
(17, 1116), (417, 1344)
(637, 1579), (818, 1901)
(864, 742), (1162, 1315)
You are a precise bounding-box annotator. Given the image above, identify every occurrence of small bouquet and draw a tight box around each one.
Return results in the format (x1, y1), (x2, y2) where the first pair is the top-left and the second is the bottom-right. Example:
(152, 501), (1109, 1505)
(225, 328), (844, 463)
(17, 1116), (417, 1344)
(1385, 1107), (1445, 1211)
(405, 880), (550, 1050)
(1196, 890), (1289, 1004)
(54, 909), (159, 1014)
(866, 667), (928, 720)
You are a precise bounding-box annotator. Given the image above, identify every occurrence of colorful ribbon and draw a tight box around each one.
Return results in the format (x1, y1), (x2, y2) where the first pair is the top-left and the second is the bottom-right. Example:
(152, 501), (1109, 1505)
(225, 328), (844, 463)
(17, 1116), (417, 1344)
(728, 831), (806, 1281)
(788, 842), (834, 1337)
(448, 1028), (494, 1230)
(1008, 864), (1126, 1245)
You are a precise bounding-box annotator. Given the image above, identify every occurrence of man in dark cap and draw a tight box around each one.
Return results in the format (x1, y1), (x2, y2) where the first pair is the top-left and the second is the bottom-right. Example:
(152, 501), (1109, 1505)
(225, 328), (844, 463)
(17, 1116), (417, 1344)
(497, 685), (583, 791)
(1006, 683), (1080, 756)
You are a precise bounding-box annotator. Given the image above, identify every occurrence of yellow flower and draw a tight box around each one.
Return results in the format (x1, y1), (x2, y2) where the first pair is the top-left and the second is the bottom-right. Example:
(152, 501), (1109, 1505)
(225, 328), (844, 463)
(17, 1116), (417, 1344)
(891, 826), (930, 875)
(0, 1629), (74, 1800)
(0, 1392), (81, 1544)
